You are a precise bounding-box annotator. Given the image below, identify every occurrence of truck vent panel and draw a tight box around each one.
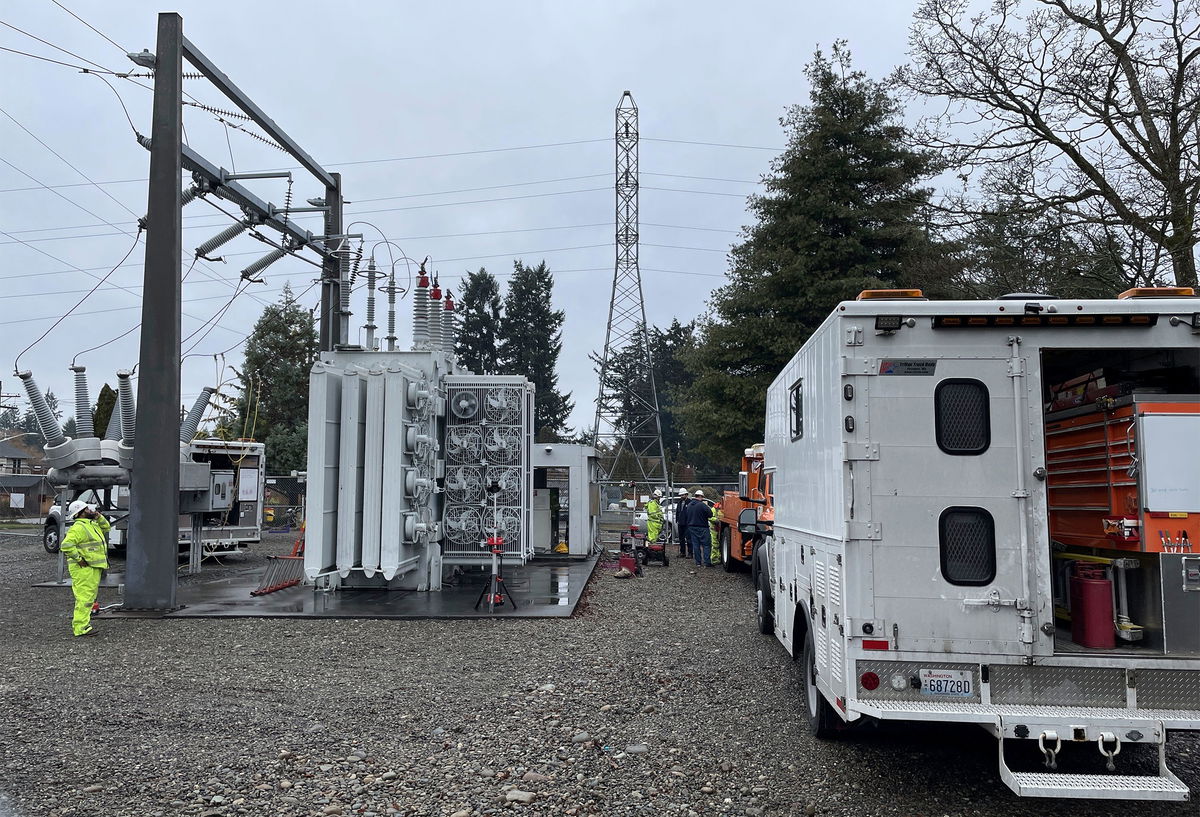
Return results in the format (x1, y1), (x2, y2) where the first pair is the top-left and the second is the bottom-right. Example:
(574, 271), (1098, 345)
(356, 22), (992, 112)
(935, 379), (990, 455)
(939, 507), (996, 586)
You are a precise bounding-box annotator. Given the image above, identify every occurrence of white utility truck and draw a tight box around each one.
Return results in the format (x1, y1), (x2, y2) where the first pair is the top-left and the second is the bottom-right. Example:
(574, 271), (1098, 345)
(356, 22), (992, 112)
(747, 287), (1200, 800)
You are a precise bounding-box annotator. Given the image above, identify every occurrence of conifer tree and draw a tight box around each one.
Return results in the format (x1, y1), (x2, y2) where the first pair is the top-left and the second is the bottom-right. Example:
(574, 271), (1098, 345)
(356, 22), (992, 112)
(455, 267), (504, 374)
(498, 260), (573, 441)
(680, 43), (938, 464)
(231, 284), (317, 472)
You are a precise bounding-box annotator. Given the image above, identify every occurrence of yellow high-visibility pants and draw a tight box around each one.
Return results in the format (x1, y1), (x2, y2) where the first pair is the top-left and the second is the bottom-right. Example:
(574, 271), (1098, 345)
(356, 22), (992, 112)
(67, 562), (102, 636)
(710, 528), (720, 564)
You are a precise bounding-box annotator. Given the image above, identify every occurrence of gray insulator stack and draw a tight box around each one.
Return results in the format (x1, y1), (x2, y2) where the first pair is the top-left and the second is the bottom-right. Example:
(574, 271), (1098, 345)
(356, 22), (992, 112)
(240, 248), (287, 281)
(17, 371), (66, 447)
(339, 242), (353, 325)
(443, 296), (458, 353)
(117, 370), (136, 445)
(386, 273), (397, 352)
(70, 365), (94, 437)
(196, 221), (250, 258)
(179, 386), (214, 443)
(364, 259), (378, 350)
(413, 277), (429, 349)
(104, 401), (122, 441)
(428, 288), (443, 352)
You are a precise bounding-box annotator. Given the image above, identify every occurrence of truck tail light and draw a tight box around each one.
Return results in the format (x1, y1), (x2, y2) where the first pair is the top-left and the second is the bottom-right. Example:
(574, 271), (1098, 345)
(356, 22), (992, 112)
(860, 671), (880, 691)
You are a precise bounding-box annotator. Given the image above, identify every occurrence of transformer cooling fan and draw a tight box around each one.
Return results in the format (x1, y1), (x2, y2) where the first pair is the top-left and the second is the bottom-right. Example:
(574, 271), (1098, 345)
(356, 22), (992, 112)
(446, 466), (484, 504)
(484, 387), (521, 422)
(451, 390), (479, 420)
(445, 507), (482, 546)
(446, 428), (482, 463)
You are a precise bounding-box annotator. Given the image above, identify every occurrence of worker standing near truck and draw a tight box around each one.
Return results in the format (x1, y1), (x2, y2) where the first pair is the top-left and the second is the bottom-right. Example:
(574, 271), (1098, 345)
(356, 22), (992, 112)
(709, 499), (723, 565)
(686, 489), (713, 566)
(60, 500), (110, 637)
(646, 489), (664, 544)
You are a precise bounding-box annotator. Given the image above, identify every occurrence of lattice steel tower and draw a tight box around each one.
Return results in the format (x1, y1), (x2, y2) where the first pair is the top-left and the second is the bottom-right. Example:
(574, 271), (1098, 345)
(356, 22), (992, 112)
(592, 91), (668, 485)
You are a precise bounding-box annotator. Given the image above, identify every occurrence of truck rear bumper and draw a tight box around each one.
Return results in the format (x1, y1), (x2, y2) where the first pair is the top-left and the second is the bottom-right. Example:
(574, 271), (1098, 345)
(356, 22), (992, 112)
(856, 699), (1200, 732)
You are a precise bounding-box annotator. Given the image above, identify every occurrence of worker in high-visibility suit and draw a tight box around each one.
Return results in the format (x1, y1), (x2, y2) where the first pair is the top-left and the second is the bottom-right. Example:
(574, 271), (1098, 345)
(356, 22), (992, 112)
(709, 500), (724, 566)
(60, 499), (110, 637)
(645, 489), (664, 544)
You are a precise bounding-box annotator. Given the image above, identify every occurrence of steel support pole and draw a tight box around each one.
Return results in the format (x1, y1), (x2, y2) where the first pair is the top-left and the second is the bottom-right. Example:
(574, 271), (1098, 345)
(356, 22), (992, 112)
(319, 172), (343, 351)
(125, 12), (183, 610)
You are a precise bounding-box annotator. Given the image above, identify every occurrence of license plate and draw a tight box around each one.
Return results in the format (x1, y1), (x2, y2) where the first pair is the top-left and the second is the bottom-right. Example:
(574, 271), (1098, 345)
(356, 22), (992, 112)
(919, 669), (973, 698)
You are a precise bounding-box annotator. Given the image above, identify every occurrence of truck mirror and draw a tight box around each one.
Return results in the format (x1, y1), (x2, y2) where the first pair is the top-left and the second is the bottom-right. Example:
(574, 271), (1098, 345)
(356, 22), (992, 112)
(738, 507), (757, 534)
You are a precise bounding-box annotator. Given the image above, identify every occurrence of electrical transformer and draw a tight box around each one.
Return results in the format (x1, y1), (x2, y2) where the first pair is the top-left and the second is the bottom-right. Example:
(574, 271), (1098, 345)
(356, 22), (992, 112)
(302, 274), (537, 590)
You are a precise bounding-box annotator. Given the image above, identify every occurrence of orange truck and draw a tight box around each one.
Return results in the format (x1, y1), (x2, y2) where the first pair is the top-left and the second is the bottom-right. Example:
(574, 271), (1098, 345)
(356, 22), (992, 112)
(716, 443), (774, 571)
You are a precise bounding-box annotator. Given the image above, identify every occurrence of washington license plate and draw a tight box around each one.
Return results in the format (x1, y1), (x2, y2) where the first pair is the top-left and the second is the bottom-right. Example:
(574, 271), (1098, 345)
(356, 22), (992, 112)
(919, 669), (973, 697)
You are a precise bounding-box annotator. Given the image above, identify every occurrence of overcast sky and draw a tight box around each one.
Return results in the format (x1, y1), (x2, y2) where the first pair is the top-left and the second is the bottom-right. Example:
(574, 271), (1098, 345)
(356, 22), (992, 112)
(1, 0), (921, 440)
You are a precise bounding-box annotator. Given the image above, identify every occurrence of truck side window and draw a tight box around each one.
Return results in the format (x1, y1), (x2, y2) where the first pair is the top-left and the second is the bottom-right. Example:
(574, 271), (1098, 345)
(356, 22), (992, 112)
(789, 379), (803, 440)
(935, 379), (990, 455)
(939, 507), (996, 586)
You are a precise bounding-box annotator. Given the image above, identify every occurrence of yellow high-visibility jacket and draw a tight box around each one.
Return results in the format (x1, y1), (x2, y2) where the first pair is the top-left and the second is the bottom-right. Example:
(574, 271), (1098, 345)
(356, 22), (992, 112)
(61, 515), (111, 569)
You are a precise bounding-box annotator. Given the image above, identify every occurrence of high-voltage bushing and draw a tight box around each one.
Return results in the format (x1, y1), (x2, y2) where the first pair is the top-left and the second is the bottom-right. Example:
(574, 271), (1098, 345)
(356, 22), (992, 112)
(17, 370), (66, 448)
(69, 365), (94, 438)
(428, 279), (444, 352)
(412, 265), (431, 349)
(440, 288), (458, 354)
(179, 387), (214, 443)
(116, 370), (136, 446)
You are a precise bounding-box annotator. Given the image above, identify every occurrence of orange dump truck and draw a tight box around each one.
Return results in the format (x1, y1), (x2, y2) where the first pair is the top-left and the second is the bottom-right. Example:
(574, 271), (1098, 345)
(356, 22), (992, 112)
(716, 443), (774, 571)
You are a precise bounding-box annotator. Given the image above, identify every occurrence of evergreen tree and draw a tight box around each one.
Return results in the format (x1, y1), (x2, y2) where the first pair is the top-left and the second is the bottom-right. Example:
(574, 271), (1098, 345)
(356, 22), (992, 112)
(0, 406), (18, 431)
(455, 267), (504, 374)
(63, 416), (77, 437)
(681, 43), (938, 464)
(233, 284), (317, 472)
(498, 260), (573, 441)
(93, 383), (117, 437)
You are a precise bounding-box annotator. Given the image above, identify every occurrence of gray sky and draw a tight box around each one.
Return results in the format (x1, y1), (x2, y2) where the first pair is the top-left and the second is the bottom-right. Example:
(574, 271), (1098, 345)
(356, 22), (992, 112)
(1, 0), (920, 437)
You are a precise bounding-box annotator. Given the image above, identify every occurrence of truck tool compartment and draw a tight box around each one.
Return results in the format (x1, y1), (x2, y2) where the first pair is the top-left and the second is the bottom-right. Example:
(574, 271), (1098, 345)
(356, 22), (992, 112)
(759, 289), (1200, 800)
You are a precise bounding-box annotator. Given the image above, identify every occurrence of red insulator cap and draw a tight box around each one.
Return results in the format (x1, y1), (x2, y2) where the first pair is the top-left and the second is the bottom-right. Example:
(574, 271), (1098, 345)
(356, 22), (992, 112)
(417, 273), (429, 288)
(444, 291), (455, 311)
(431, 282), (442, 300)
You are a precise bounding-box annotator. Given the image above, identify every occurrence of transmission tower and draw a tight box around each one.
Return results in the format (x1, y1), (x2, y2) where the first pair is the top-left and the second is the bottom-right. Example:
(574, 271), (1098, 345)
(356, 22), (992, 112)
(592, 91), (668, 486)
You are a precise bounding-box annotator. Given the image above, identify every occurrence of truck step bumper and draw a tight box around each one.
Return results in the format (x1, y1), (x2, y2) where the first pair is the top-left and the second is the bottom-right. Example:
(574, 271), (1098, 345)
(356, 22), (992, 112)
(999, 740), (1188, 801)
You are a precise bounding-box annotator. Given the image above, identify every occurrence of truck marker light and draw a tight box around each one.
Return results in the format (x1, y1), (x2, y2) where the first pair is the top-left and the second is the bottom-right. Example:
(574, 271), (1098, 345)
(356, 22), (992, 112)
(1075, 315), (1096, 324)
(862, 639), (890, 650)
(967, 317), (988, 326)
(994, 316), (1015, 325)
(860, 672), (880, 691)
(1103, 315), (1124, 324)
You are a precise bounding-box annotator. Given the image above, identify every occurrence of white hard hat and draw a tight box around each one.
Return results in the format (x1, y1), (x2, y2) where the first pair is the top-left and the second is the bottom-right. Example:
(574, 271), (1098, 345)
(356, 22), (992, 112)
(67, 500), (96, 520)
(653, 489), (663, 498)
(677, 488), (688, 496)
(693, 489), (704, 497)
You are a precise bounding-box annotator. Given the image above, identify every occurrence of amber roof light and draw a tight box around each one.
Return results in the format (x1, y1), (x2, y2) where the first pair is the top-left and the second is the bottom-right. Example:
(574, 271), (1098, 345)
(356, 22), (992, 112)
(1116, 286), (1196, 299)
(855, 289), (925, 301)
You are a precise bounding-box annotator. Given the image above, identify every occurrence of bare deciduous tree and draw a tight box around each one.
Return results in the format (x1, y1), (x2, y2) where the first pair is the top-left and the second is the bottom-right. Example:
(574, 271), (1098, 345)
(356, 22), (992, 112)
(901, 0), (1200, 287)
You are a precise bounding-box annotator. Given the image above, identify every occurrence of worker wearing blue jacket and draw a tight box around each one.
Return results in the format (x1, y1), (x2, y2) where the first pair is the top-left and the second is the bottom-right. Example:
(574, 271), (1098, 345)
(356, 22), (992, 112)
(685, 489), (713, 566)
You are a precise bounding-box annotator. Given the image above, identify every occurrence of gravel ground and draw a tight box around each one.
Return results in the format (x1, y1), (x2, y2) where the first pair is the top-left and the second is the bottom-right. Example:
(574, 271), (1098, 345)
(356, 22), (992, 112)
(1, 532), (1198, 817)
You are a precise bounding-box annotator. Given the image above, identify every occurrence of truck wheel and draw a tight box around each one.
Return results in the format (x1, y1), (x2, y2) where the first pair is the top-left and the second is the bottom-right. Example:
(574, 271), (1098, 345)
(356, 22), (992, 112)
(720, 527), (736, 572)
(755, 567), (774, 635)
(43, 526), (60, 554)
(802, 629), (842, 739)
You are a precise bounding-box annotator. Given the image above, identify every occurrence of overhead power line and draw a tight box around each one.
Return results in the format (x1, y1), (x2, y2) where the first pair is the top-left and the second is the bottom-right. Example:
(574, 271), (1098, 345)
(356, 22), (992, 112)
(49, 0), (127, 54)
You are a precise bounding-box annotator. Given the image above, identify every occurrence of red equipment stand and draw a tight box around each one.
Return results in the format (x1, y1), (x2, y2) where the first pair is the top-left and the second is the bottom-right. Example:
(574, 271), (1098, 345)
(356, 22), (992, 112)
(475, 536), (518, 613)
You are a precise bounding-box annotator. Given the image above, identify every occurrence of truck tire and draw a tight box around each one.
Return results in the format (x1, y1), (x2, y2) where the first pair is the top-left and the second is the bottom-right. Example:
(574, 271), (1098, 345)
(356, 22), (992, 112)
(720, 527), (735, 572)
(43, 525), (60, 554)
(802, 629), (842, 739)
(755, 565), (774, 635)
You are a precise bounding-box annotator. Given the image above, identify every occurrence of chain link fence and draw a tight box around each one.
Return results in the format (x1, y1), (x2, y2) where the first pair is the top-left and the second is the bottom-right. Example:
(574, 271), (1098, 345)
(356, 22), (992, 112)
(262, 474), (306, 531)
